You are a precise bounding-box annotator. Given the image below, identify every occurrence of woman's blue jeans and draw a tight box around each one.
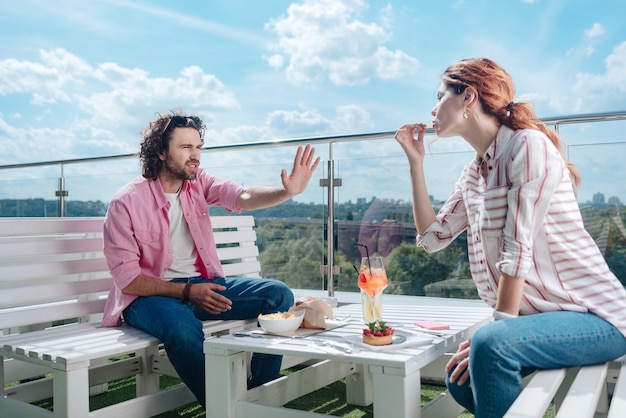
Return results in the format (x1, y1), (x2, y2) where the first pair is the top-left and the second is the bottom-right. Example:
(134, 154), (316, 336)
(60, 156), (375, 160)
(446, 311), (626, 418)
(123, 276), (294, 409)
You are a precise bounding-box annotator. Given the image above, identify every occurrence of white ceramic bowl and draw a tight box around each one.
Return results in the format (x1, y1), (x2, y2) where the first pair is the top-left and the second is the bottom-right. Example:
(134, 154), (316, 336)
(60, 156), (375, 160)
(258, 309), (305, 334)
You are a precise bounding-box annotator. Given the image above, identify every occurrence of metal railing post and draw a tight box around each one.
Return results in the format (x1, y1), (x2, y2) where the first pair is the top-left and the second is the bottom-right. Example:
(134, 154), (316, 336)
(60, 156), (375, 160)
(56, 165), (68, 217)
(320, 143), (342, 297)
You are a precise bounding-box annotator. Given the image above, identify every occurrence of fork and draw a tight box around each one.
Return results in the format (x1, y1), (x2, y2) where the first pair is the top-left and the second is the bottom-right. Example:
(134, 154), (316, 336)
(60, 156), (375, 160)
(312, 338), (353, 353)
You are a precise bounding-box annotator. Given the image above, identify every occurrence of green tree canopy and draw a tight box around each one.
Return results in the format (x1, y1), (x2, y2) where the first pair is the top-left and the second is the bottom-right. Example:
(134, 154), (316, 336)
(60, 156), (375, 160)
(385, 242), (464, 296)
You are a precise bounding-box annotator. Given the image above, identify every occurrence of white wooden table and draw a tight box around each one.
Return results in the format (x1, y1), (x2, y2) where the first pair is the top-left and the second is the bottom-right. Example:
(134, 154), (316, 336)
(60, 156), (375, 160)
(204, 300), (492, 418)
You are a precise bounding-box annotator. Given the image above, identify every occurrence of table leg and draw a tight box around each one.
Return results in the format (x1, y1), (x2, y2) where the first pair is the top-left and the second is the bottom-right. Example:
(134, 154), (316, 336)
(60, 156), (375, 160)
(346, 363), (373, 406)
(205, 347), (248, 418)
(370, 365), (421, 418)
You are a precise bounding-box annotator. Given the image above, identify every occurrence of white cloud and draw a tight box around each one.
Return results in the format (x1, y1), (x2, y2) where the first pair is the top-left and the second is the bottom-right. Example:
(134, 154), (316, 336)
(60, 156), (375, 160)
(267, 107), (333, 134)
(335, 104), (372, 130)
(85, 63), (239, 125)
(0, 50), (86, 103)
(566, 24), (605, 59)
(0, 46), (377, 165)
(0, 48), (243, 163)
(203, 103), (372, 148)
(379, 3), (393, 29)
(585, 23), (605, 38)
(0, 48), (239, 116)
(264, 0), (418, 86)
(566, 45), (595, 58)
(265, 54), (285, 69)
(518, 41), (626, 115)
(0, 115), (131, 166)
(265, 103), (371, 136)
(575, 41), (626, 102)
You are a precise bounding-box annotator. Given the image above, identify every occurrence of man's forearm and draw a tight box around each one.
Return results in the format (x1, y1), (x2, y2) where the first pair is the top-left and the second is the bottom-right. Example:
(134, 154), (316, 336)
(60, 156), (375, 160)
(122, 274), (186, 299)
(237, 186), (293, 211)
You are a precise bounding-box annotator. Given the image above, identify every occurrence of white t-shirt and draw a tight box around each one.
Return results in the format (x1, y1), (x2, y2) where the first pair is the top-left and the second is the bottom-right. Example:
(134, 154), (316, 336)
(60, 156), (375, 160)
(162, 192), (201, 279)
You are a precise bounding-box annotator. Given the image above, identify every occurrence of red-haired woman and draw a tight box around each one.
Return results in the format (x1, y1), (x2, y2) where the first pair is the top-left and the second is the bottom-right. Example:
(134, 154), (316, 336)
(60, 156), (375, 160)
(395, 58), (626, 417)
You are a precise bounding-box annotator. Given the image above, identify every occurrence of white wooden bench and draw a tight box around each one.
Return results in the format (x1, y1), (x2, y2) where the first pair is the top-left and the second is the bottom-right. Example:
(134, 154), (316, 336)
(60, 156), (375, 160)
(504, 356), (626, 418)
(0, 216), (262, 418)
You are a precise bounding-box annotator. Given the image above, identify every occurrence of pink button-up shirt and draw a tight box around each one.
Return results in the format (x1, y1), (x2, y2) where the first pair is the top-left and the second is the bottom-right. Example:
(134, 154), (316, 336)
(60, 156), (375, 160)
(418, 125), (626, 337)
(102, 168), (244, 327)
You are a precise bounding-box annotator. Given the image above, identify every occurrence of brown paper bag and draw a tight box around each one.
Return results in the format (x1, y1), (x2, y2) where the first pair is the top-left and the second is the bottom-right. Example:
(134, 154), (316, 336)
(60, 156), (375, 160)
(290, 297), (334, 329)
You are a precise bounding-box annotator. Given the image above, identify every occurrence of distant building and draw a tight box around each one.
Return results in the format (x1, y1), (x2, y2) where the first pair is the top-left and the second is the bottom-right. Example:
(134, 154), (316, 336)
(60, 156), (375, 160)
(593, 192), (606, 206)
(608, 196), (622, 206)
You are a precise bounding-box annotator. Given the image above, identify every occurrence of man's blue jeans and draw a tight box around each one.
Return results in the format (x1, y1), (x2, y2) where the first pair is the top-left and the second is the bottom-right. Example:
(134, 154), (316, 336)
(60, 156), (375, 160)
(123, 276), (294, 409)
(446, 311), (626, 418)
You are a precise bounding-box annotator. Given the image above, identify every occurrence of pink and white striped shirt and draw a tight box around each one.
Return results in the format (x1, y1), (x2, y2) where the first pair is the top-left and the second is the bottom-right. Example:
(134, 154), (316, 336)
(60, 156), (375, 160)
(418, 125), (626, 337)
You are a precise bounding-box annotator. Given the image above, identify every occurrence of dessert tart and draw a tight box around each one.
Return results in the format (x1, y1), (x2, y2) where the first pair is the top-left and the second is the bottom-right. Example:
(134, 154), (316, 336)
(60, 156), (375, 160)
(362, 320), (394, 346)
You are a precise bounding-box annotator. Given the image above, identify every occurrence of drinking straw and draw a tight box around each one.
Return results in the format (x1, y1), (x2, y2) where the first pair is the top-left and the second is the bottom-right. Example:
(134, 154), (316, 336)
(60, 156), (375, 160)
(355, 243), (371, 272)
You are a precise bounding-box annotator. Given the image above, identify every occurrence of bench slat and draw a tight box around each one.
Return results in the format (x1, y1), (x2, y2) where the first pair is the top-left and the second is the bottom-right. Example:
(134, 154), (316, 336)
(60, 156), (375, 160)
(222, 260), (262, 277)
(608, 358), (626, 418)
(217, 245), (259, 261)
(0, 258), (110, 283)
(0, 217), (104, 235)
(2, 298), (108, 329)
(211, 216), (255, 229)
(555, 363), (608, 418)
(0, 236), (103, 258)
(0, 278), (111, 309)
(506, 361), (626, 418)
(214, 229), (256, 245)
(504, 368), (567, 418)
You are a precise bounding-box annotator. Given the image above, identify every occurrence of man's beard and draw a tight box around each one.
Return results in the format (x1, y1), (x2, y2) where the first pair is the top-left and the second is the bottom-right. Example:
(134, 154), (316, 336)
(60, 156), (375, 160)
(163, 154), (199, 181)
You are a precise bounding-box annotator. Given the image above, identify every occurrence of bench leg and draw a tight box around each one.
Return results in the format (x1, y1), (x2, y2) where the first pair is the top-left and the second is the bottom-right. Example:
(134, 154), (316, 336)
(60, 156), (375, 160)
(0, 356), (5, 397)
(136, 346), (160, 396)
(53, 364), (90, 418)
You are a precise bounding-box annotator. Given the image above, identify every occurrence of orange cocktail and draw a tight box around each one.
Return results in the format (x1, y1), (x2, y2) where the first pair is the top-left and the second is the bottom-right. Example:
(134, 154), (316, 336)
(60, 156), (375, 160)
(358, 256), (388, 322)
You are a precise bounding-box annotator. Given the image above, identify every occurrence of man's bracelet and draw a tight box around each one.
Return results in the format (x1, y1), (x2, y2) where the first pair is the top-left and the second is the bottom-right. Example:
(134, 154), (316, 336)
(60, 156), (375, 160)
(183, 283), (192, 301)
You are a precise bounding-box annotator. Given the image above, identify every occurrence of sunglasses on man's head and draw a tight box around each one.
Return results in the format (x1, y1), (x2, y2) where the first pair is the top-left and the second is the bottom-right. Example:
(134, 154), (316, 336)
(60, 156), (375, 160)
(162, 115), (202, 135)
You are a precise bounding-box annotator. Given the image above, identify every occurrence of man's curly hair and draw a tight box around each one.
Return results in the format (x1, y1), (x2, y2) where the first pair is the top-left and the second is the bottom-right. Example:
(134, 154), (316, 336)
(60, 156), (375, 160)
(139, 110), (205, 179)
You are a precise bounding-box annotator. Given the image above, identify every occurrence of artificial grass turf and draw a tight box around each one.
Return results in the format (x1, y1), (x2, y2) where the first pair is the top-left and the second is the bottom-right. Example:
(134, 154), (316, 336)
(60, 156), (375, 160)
(33, 372), (552, 417)
(32, 373), (449, 417)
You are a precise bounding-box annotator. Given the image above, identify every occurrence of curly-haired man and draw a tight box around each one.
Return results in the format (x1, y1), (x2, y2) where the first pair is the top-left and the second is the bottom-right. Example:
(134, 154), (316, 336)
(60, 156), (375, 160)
(102, 110), (320, 409)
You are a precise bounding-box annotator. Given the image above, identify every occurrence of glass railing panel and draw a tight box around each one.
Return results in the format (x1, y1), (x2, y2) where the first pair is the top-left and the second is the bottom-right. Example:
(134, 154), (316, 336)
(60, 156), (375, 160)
(557, 120), (626, 205)
(199, 146), (330, 291)
(0, 166), (61, 216)
(558, 120), (626, 288)
(331, 122), (626, 298)
(63, 159), (140, 216)
(566, 141), (626, 287)
(333, 137), (477, 299)
(0, 113), (624, 296)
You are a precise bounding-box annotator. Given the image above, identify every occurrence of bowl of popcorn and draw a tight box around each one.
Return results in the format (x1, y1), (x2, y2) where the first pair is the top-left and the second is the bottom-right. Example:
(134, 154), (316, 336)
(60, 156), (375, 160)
(258, 309), (305, 335)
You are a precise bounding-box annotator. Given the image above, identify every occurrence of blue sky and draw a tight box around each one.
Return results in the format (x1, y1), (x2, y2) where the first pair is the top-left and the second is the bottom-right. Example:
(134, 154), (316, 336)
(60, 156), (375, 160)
(1, 0), (625, 204)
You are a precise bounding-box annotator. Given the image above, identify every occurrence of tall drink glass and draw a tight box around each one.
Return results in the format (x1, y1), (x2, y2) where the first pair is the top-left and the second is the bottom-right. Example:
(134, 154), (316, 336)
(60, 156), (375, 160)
(357, 256), (388, 323)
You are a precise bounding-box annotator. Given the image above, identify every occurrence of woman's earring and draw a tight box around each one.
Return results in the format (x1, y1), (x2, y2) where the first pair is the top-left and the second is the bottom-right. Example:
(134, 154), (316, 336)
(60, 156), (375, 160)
(463, 109), (470, 119)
